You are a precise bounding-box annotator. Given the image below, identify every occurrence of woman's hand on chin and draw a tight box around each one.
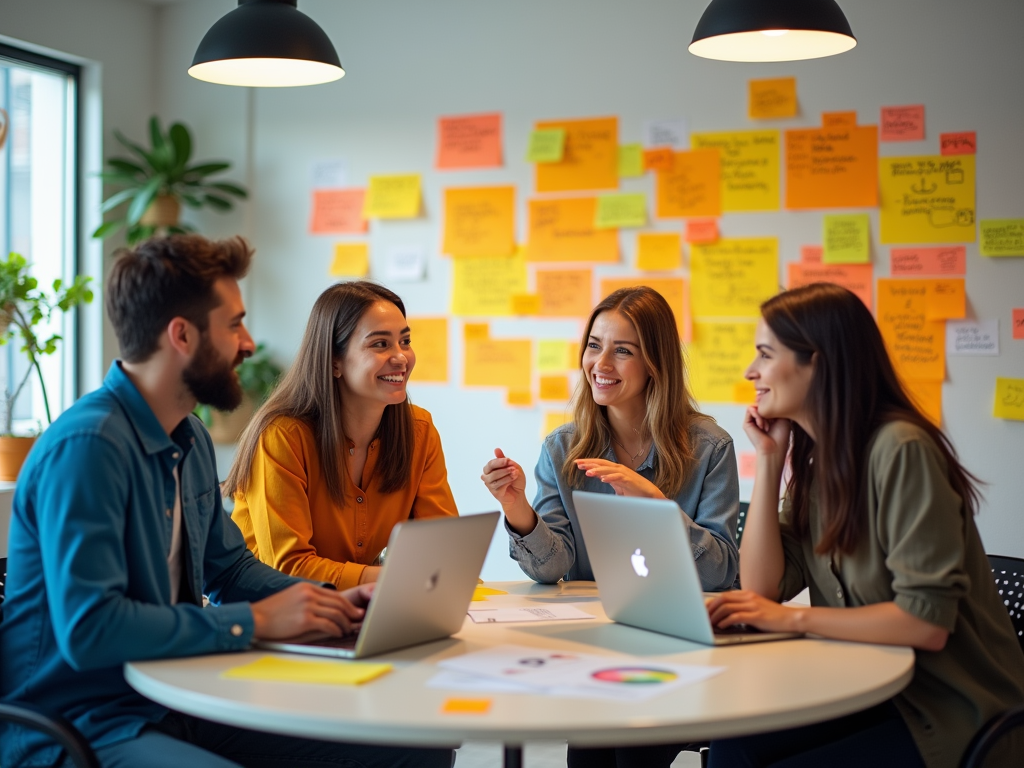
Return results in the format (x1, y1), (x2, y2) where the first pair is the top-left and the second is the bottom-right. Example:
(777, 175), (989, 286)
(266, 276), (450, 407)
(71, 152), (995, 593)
(742, 405), (792, 459)
(574, 459), (665, 499)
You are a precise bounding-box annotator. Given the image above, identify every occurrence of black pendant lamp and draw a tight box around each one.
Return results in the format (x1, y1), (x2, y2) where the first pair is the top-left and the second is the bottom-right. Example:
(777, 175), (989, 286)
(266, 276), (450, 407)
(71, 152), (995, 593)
(689, 0), (857, 62)
(189, 0), (344, 87)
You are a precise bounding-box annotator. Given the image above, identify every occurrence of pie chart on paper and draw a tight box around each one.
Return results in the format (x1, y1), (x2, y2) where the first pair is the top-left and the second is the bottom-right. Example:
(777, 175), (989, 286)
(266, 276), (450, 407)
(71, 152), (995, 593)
(590, 667), (679, 685)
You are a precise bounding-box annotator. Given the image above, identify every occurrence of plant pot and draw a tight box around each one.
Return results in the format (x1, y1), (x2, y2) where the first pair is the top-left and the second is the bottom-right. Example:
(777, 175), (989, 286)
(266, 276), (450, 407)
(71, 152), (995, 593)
(206, 395), (256, 444)
(140, 194), (181, 228)
(0, 435), (37, 481)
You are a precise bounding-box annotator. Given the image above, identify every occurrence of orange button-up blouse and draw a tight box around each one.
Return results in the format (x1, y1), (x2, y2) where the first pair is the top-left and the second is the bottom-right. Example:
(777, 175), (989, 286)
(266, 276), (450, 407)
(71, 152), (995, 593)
(230, 405), (459, 589)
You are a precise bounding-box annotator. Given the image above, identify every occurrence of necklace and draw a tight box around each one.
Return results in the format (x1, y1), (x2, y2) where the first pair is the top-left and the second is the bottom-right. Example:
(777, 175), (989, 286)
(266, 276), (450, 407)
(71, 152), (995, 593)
(612, 428), (649, 467)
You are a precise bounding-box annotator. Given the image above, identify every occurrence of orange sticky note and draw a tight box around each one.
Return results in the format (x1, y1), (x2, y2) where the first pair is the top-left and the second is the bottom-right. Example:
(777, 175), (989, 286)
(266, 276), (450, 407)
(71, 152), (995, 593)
(749, 77), (798, 119)
(890, 246), (966, 276)
(329, 243), (369, 277)
(787, 263), (873, 310)
(443, 186), (516, 258)
(464, 322), (489, 342)
(940, 132), (976, 156)
(656, 149), (721, 218)
(1014, 309), (1024, 340)
(738, 452), (757, 479)
(310, 189), (368, 234)
(441, 698), (492, 715)
(539, 375), (572, 401)
(876, 279), (945, 382)
(535, 269), (593, 317)
(511, 294), (541, 315)
(686, 219), (719, 244)
(801, 245), (823, 263)
(822, 111), (857, 127)
(506, 390), (533, 407)
(464, 339), (531, 391)
(643, 147), (675, 172)
(925, 278), (966, 320)
(733, 380), (757, 405)
(880, 105), (925, 142)
(526, 198), (618, 262)
(905, 378), (942, 426)
(636, 233), (682, 271)
(786, 124), (878, 209)
(599, 277), (690, 342)
(436, 112), (502, 170)
(535, 116), (618, 193)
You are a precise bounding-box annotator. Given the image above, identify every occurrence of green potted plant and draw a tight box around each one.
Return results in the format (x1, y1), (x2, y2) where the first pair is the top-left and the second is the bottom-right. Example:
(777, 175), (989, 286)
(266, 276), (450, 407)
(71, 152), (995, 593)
(92, 116), (248, 245)
(0, 252), (93, 479)
(195, 343), (282, 444)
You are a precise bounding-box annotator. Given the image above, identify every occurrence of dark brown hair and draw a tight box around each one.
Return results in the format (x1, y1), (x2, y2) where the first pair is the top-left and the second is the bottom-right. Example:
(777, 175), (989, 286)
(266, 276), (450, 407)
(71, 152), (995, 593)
(762, 283), (981, 555)
(564, 286), (705, 497)
(226, 281), (414, 502)
(106, 234), (253, 362)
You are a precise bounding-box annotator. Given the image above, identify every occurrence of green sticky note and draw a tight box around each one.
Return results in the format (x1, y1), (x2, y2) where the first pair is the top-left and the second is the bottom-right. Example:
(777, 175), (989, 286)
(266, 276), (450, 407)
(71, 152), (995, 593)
(618, 144), (644, 178)
(527, 129), (566, 163)
(595, 193), (647, 229)
(823, 214), (870, 264)
(538, 340), (570, 373)
(980, 219), (1024, 257)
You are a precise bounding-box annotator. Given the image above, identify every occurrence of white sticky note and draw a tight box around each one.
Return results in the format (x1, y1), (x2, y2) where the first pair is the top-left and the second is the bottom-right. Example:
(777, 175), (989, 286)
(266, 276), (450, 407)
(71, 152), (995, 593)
(947, 320), (999, 356)
(384, 245), (427, 282)
(644, 118), (688, 149)
(310, 159), (348, 190)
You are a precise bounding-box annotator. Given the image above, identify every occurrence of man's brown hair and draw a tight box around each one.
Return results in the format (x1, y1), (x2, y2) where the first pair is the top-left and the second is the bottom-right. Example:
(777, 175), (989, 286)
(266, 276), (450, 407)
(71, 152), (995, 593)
(106, 234), (253, 363)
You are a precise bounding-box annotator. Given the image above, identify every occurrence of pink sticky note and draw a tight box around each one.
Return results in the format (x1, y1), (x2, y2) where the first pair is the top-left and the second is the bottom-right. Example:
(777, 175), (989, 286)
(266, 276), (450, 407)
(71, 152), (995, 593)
(1013, 309), (1024, 340)
(940, 132), (977, 156)
(880, 105), (925, 141)
(890, 246), (966, 276)
(738, 452), (757, 480)
(801, 245), (823, 264)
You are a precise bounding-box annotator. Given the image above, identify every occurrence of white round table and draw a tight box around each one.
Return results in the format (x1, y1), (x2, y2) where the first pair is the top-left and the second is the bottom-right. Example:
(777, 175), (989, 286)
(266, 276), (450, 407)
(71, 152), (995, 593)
(126, 581), (914, 767)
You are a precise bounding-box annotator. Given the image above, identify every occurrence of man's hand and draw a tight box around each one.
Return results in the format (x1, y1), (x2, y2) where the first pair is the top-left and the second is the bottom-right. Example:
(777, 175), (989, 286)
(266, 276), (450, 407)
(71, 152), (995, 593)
(250, 582), (374, 641)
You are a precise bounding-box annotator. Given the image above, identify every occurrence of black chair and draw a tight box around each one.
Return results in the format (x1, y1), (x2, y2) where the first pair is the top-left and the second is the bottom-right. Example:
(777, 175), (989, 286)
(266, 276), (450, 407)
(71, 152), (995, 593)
(736, 502), (750, 547)
(0, 556), (101, 768)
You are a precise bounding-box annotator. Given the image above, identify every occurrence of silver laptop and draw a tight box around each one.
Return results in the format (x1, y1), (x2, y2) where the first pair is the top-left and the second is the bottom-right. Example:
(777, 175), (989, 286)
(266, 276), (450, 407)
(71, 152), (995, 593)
(572, 491), (801, 646)
(256, 512), (499, 658)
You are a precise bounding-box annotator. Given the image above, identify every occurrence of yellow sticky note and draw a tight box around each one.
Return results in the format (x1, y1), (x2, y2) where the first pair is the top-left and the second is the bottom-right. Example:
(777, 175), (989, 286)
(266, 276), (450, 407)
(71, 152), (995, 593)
(925, 278), (966, 320)
(599, 277), (691, 342)
(407, 317), (448, 383)
(539, 375), (572, 401)
(993, 378), (1024, 421)
(543, 410), (572, 437)
(535, 117), (618, 193)
(329, 243), (369, 277)
(443, 186), (516, 258)
(464, 338), (531, 391)
(595, 193), (646, 229)
(734, 380), (757, 405)
(506, 390), (533, 407)
(451, 252), (528, 316)
(363, 174), (421, 219)
(464, 322), (489, 342)
(906, 378), (942, 426)
(442, 698), (492, 715)
(526, 198), (618, 263)
(687, 321), (758, 404)
(222, 656), (392, 686)
(636, 233), (682, 271)
(979, 219), (1024, 257)
(538, 340), (571, 373)
(749, 77), (798, 119)
(690, 238), (779, 319)
(823, 214), (870, 264)
(656, 149), (721, 219)
(511, 294), (541, 315)
(876, 279), (946, 381)
(527, 128), (566, 163)
(618, 143), (644, 178)
(473, 586), (509, 600)
(691, 131), (779, 212)
(535, 269), (594, 317)
(880, 155), (976, 244)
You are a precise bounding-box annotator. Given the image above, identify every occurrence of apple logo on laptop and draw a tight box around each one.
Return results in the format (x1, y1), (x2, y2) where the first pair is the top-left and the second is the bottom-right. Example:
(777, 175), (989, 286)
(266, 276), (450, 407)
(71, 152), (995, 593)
(630, 549), (650, 578)
(424, 571), (440, 591)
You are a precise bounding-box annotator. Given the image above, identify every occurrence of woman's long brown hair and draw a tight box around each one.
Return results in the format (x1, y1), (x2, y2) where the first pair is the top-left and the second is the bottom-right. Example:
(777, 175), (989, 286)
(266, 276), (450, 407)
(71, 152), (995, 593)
(762, 283), (981, 555)
(225, 281), (414, 503)
(563, 286), (705, 498)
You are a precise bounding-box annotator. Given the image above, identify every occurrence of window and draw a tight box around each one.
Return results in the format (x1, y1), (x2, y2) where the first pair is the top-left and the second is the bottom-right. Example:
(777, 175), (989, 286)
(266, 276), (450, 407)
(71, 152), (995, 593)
(0, 44), (80, 434)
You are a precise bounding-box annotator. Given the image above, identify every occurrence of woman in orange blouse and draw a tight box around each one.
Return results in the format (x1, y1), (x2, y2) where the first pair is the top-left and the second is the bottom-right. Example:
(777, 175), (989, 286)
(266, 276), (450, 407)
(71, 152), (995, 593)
(226, 282), (458, 589)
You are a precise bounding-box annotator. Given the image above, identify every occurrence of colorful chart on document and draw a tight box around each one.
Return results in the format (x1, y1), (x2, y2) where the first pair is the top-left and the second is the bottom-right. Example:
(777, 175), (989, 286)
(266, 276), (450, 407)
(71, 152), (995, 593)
(590, 667), (679, 685)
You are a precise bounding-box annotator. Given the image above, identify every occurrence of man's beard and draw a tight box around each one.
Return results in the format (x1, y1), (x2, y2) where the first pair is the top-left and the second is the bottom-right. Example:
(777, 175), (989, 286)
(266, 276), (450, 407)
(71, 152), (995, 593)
(183, 333), (245, 412)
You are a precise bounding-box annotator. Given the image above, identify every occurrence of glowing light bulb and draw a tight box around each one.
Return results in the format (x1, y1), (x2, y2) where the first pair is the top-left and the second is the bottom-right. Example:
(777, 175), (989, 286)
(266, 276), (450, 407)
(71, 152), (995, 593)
(761, 29), (789, 37)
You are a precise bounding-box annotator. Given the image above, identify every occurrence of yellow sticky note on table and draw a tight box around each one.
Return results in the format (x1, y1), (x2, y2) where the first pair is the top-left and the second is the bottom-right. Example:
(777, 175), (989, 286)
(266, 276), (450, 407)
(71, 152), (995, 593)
(464, 338), (531, 391)
(443, 186), (516, 257)
(363, 174), (421, 219)
(407, 317), (448, 383)
(595, 193), (646, 229)
(442, 698), (492, 715)
(473, 586), (509, 600)
(636, 233), (682, 271)
(543, 410), (572, 437)
(979, 219), (1024, 257)
(539, 340), (572, 373)
(451, 252), (528, 316)
(535, 117), (618, 193)
(823, 214), (870, 264)
(506, 390), (533, 407)
(222, 656), (392, 686)
(994, 378), (1024, 421)
(880, 155), (975, 244)
(527, 128), (566, 163)
(618, 143), (644, 178)
(749, 77), (798, 119)
(691, 130), (779, 212)
(925, 278), (966, 320)
(690, 238), (779, 319)
(539, 375), (572, 401)
(329, 243), (369, 276)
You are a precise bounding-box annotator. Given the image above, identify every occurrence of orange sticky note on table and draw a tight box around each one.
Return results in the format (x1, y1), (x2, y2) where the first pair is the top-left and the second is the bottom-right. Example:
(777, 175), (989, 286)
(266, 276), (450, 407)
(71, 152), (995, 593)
(310, 189), (368, 234)
(749, 77), (798, 119)
(801, 245), (823, 263)
(940, 132), (976, 156)
(526, 198), (618, 262)
(890, 246), (966, 276)
(787, 263), (873, 310)
(1013, 309), (1024, 340)
(443, 186), (516, 257)
(441, 698), (492, 715)
(822, 111), (857, 127)
(535, 116), (618, 193)
(880, 105), (925, 142)
(436, 112), (502, 170)
(925, 278), (966, 320)
(535, 269), (593, 317)
(539, 375), (572, 401)
(511, 294), (541, 315)
(643, 147), (675, 172)
(686, 219), (719, 244)
(506, 390), (533, 407)
(786, 124), (878, 209)
(636, 232), (682, 271)
(329, 243), (369, 277)
(656, 149), (721, 218)
(599, 277), (690, 342)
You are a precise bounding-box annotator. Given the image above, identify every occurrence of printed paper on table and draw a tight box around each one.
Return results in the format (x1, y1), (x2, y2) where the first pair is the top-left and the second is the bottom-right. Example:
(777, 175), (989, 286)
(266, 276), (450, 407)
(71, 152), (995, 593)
(879, 155), (975, 244)
(310, 189), (367, 234)
(535, 268), (594, 317)
(442, 186), (516, 257)
(407, 317), (448, 383)
(748, 77), (798, 119)
(691, 130), (779, 212)
(363, 174), (421, 219)
(526, 198), (618, 262)
(656, 149), (721, 218)
(436, 112), (502, 170)
(786, 124), (878, 209)
(690, 238), (779, 319)
(535, 117), (618, 193)
(787, 263), (873, 310)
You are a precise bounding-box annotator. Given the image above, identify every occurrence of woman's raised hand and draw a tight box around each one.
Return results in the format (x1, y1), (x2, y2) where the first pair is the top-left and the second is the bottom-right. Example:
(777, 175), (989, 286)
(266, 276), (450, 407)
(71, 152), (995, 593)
(742, 405), (791, 458)
(481, 448), (528, 511)
(574, 459), (665, 499)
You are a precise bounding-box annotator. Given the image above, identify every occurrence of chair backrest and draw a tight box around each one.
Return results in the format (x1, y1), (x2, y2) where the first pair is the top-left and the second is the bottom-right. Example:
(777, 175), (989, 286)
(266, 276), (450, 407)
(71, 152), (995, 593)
(1, 555), (7, 608)
(735, 502), (749, 547)
(988, 554), (1024, 652)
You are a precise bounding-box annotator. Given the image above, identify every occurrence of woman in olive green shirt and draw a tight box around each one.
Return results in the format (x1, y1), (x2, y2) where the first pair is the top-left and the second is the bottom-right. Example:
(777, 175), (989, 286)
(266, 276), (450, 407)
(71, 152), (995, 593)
(706, 284), (1024, 768)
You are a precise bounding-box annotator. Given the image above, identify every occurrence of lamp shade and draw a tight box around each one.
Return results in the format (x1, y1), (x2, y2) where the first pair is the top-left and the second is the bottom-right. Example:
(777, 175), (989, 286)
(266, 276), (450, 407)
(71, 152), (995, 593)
(689, 0), (856, 62)
(189, 0), (344, 87)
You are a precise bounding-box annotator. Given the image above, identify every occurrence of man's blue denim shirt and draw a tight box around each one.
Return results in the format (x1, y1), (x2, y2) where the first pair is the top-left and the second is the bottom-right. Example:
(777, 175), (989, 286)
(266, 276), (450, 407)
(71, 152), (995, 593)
(0, 362), (301, 767)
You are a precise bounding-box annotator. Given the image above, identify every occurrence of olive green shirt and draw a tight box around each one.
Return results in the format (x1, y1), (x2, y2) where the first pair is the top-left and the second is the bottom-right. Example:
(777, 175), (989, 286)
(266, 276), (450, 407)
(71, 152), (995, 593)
(778, 421), (1024, 768)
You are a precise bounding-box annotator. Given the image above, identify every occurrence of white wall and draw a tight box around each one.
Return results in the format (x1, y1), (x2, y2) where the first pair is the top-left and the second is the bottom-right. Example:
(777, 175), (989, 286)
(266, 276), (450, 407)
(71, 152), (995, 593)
(153, 0), (1024, 579)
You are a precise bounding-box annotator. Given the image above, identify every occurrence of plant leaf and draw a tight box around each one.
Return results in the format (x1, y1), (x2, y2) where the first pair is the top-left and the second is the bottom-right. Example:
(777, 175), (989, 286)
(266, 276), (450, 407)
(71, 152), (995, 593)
(106, 158), (147, 177)
(203, 193), (233, 211)
(113, 129), (157, 168)
(97, 172), (143, 187)
(126, 176), (163, 225)
(168, 123), (192, 171)
(206, 182), (248, 199)
(149, 116), (166, 156)
(127, 223), (157, 246)
(91, 220), (123, 239)
(183, 162), (231, 179)
(99, 188), (139, 213)
(179, 193), (204, 208)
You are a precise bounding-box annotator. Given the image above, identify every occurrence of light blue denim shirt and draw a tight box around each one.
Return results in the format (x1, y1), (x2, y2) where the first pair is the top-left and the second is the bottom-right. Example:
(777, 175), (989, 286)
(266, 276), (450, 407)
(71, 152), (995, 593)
(508, 417), (740, 590)
(0, 362), (301, 768)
